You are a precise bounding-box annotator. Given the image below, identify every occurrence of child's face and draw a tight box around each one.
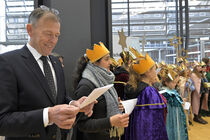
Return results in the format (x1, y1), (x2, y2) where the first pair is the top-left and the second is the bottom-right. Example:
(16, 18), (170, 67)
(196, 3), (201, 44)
(166, 76), (179, 90)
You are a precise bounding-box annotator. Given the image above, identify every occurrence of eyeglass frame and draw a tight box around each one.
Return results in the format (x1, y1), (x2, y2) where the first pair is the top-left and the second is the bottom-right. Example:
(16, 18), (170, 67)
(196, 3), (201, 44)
(40, 5), (59, 15)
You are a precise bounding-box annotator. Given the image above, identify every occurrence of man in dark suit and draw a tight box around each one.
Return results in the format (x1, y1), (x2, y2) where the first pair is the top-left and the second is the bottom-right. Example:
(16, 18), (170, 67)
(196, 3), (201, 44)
(0, 6), (94, 140)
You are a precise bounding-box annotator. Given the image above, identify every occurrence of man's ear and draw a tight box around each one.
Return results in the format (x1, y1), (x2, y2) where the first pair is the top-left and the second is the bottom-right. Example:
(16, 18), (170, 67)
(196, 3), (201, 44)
(26, 24), (33, 37)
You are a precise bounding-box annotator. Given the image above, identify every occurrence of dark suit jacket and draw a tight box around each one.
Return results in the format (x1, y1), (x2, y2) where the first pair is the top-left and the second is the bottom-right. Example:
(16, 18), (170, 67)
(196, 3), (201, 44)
(0, 46), (71, 140)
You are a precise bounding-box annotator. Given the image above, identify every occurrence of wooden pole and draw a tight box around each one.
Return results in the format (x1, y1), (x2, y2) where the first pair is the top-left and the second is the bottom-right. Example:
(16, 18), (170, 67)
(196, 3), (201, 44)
(184, 78), (190, 131)
(188, 85), (193, 126)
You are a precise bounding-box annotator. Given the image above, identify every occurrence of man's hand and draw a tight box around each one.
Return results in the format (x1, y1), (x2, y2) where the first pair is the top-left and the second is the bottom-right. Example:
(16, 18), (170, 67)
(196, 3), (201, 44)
(70, 96), (97, 117)
(48, 104), (79, 129)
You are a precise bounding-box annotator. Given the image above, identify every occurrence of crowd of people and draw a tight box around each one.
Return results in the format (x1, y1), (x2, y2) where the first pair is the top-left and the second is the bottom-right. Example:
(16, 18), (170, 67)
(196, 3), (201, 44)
(110, 49), (210, 140)
(0, 6), (209, 140)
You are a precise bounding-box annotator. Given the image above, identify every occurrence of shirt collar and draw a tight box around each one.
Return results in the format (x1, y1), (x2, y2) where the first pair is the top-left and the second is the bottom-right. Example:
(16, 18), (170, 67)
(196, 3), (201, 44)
(27, 43), (49, 61)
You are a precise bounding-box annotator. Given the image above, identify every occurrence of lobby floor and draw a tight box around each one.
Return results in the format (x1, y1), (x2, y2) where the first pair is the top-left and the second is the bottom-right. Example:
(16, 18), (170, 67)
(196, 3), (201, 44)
(188, 116), (210, 140)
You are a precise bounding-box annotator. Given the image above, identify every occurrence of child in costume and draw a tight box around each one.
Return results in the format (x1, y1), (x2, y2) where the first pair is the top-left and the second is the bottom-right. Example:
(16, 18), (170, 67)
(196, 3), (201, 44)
(125, 53), (168, 140)
(161, 68), (188, 140)
(191, 61), (207, 124)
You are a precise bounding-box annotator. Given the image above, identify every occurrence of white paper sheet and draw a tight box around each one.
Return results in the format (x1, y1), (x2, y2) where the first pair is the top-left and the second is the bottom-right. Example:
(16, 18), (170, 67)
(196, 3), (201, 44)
(122, 98), (137, 114)
(80, 84), (114, 109)
(159, 89), (167, 94)
(184, 102), (191, 110)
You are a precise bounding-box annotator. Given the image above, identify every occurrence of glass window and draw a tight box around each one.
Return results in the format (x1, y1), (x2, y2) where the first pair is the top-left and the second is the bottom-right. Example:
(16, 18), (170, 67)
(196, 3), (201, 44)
(0, 0), (34, 54)
(111, 0), (210, 63)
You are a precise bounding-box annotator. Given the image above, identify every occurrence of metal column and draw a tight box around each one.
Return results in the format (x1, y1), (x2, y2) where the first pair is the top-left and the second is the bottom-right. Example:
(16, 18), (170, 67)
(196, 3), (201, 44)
(184, 0), (189, 55)
(127, 0), (130, 36)
(179, 0), (184, 51)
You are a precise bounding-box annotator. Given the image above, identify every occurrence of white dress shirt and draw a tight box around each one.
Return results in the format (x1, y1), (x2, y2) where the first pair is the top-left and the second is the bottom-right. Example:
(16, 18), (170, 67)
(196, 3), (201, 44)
(27, 43), (57, 127)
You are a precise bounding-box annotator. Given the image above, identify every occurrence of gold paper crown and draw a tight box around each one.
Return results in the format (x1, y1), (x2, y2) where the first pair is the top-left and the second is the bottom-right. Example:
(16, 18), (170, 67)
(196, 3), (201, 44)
(118, 58), (123, 66)
(177, 65), (187, 73)
(133, 53), (155, 74)
(121, 51), (134, 63)
(193, 60), (200, 66)
(158, 68), (166, 78)
(201, 61), (206, 66)
(168, 64), (177, 69)
(159, 67), (177, 81)
(128, 51), (137, 60)
(129, 47), (140, 59)
(161, 61), (166, 66)
(167, 69), (178, 81)
(177, 57), (183, 63)
(110, 58), (119, 67)
(86, 42), (110, 63)
(158, 61), (167, 71)
(184, 59), (189, 64)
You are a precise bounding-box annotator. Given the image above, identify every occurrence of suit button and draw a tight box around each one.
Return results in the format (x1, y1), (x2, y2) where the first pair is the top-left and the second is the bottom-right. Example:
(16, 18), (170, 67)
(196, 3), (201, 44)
(52, 134), (56, 139)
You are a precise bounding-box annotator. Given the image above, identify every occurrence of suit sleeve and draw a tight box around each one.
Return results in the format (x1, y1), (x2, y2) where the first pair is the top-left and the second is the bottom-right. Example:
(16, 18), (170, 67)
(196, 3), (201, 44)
(74, 83), (111, 133)
(0, 56), (45, 137)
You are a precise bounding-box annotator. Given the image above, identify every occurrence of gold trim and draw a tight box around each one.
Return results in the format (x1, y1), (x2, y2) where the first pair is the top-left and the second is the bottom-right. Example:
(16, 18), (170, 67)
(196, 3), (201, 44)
(136, 103), (165, 107)
(114, 81), (127, 85)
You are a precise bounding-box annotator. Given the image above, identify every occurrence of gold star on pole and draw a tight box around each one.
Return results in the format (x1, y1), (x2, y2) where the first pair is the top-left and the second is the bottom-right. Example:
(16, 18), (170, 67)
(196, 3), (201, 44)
(169, 35), (182, 49)
(118, 28), (127, 51)
(182, 49), (189, 59)
(169, 35), (182, 64)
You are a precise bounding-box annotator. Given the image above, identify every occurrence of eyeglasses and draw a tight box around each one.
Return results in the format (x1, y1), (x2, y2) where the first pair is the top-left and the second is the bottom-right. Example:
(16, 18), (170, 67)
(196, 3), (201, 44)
(40, 5), (59, 15)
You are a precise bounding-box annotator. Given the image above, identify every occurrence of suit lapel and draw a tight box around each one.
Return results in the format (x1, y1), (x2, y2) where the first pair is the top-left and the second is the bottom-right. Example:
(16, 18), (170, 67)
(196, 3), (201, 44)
(20, 46), (56, 104)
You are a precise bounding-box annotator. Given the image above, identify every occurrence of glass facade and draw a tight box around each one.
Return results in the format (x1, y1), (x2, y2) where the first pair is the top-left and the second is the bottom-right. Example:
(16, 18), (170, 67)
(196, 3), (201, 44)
(112, 0), (210, 63)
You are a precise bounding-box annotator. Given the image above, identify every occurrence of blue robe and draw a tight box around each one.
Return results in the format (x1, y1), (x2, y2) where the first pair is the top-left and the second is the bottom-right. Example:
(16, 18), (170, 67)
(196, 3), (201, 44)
(125, 85), (168, 140)
(162, 89), (188, 140)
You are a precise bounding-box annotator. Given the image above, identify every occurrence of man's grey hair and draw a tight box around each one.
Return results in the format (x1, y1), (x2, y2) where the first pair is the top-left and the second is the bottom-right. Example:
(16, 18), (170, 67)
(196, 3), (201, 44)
(28, 6), (60, 26)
